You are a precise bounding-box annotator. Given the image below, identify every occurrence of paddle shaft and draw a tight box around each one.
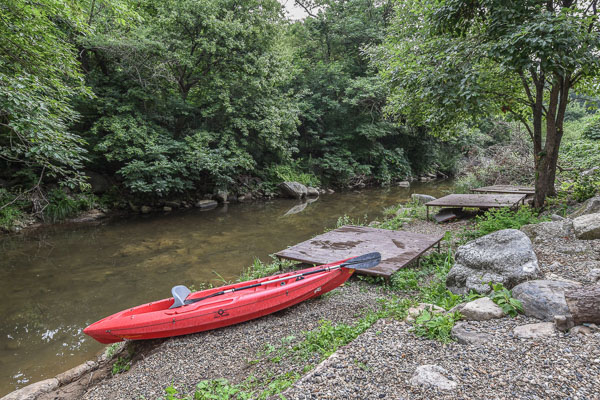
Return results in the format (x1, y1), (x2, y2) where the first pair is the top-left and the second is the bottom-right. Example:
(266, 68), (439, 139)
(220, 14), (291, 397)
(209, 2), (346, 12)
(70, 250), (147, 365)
(184, 264), (346, 305)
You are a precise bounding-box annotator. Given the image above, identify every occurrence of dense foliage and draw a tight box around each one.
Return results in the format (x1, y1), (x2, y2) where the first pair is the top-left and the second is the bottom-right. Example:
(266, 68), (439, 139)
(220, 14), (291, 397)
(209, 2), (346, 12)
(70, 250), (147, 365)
(2, 0), (599, 228)
(378, 0), (600, 207)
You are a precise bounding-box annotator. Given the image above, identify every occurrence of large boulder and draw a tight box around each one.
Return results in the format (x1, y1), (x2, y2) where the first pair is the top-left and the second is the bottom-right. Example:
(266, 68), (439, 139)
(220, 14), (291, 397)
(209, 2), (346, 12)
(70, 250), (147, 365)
(520, 220), (574, 243)
(571, 196), (600, 218)
(573, 213), (600, 240)
(86, 170), (112, 194)
(511, 280), (580, 321)
(278, 181), (307, 199)
(411, 193), (436, 204)
(446, 229), (542, 294)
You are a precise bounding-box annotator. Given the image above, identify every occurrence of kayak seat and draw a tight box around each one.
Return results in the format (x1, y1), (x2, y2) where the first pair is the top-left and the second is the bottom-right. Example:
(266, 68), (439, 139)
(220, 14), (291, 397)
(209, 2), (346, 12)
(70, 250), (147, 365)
(170, 285), (192, 309)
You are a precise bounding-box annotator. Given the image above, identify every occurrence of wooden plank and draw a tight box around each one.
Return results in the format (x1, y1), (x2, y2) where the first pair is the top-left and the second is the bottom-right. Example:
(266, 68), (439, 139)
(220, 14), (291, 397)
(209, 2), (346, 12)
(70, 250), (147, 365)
(433, 208), (463, 223)
(275, 225), (444, 279)
(472, 185), (535, 195)
(425, 193), (526, 208)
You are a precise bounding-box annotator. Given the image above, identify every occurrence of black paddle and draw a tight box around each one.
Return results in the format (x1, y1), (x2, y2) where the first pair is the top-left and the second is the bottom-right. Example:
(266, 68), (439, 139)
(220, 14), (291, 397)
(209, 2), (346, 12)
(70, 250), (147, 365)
(169, 252), (381, 309)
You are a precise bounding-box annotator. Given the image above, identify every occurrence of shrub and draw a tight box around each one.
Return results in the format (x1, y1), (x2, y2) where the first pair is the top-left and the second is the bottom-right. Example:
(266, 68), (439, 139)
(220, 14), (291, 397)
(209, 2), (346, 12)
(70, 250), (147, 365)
(582, 115), (600, 140)
(488, 283), (523, 317)
(412, 310), (461, 343)
(466, 207), (547, 239)
(44, 189), (97, 222)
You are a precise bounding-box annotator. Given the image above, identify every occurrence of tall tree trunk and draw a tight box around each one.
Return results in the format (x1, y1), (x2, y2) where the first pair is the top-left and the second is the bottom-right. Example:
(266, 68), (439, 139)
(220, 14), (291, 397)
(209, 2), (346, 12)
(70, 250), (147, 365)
(532, 70), (546, 208)
(546, 75), (570, 197)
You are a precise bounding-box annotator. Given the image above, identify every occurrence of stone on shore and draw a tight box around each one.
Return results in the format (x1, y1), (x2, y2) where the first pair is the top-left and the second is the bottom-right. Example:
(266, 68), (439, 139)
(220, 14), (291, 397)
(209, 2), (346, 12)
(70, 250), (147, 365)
(411, 193), (436, 204)
(306, 187), (319, 197)
(405, 303), (445, 322)
(195, 200), (218, 209)
(140, 205), (152, 214)
(520, 219), (574, 242)
(513, 322), (556, 339)
(570, 196), (600, 218)
(588, 269), (600, 283)
(446, 229), (541, 294)
(459, 297), (505, 321)
(409, 364), (457, 391)
(278, 181), (308, 199)
(214, 190), (228, 203)
(511, 280), (580, 321)
(451, 322), (492, 345)
(397, 181), (410, 187)
(573, 213), (600, 240)
(1, 378), (59, 400)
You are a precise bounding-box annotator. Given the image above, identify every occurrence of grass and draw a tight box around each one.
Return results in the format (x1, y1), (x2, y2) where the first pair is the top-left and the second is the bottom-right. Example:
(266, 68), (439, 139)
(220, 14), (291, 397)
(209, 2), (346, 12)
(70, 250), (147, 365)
(461, 206), (548, 241)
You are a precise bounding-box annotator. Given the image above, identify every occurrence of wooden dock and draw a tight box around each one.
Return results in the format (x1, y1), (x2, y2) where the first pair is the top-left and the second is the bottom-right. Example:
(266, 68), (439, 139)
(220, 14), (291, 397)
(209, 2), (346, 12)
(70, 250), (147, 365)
(424, 193), (527, 220)
(471, 185), (535, 195)
(275, 225), (444, 279)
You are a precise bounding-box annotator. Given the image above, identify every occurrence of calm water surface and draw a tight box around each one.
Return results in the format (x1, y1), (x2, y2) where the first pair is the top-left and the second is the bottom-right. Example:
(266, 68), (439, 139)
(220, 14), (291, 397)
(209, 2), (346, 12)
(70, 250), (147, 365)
(0, 182), (453, 395)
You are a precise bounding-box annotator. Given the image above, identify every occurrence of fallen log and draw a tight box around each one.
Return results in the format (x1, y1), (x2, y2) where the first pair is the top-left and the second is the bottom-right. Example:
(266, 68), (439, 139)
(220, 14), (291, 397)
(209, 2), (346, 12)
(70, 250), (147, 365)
(564, 284), (600, 327)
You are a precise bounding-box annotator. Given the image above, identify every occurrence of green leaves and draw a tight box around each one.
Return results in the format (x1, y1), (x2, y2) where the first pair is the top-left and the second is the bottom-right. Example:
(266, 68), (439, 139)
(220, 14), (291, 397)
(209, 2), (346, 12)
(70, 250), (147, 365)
(488, 283), (523, 317)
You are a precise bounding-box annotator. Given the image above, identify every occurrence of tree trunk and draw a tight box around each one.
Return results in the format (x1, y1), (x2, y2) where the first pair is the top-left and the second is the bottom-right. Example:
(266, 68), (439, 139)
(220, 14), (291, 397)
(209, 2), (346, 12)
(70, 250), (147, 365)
(564, 285), (600, 326)
(532, 71), (546, 208)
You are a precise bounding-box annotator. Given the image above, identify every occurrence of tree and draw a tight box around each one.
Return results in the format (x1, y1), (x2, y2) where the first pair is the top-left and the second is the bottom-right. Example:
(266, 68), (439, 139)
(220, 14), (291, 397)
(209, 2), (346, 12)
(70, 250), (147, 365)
(0, 0), (90, 192)
(379, 0), (600, 206)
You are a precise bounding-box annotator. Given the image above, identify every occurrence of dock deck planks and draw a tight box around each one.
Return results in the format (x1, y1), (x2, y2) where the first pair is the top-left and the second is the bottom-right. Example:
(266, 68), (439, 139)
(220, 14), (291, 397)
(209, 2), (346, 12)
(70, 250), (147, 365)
(471, 185), (535, 195)
(275, 225), (444, 279)
(424, 193), (527, 219)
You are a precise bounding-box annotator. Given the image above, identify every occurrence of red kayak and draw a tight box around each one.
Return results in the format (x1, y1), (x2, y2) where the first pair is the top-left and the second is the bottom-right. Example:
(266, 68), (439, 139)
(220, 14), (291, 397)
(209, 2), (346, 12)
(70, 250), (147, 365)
(84, 252), (380, 344)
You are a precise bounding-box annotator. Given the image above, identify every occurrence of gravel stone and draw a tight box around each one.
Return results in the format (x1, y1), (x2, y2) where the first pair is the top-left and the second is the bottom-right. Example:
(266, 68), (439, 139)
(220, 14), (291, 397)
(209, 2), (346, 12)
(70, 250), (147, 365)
(459, 297), (505, 321)
(513, 322), (556, 339)
(409, 365), (457, 391)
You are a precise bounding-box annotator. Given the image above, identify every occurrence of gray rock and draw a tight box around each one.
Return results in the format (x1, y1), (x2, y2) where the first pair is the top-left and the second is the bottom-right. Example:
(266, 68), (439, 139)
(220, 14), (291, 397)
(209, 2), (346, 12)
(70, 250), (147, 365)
(550, 214), (565, 221)
(163, 206), (172, 212)
(520, 220), (574, 242)
(459, 297), (505, 321)
(326, 188), (335, 194)
(306, 187), (319, 197)
(411, 193), (436, 204)
(446, 229), (541, 294)
(140, 205), (152, 214)
(405, 303), (445, 322)
(570, 196), (600, 218)
(573, 213), (600, 240)
(582, 166), (600, 176)
(409, 365), (457, 391)
(397, 181), (410, 187)
(588, 269), (600, 283)
(513, 322), (555, 339)
(164, 201), (180, 208)
(512, 280), (580, 321)
(1, 378), (59, 400)
(195, 200), (218, 209)
(570, 325), (594, 336)
(279, 182), (308, 199)
(214, 190), (228, 203)
(451, 322), (492, 345)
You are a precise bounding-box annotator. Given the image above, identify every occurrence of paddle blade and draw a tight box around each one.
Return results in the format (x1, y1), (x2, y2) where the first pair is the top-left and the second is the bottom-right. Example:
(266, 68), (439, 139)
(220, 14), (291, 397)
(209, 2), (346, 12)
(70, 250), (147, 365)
(340, 252), (381, 270)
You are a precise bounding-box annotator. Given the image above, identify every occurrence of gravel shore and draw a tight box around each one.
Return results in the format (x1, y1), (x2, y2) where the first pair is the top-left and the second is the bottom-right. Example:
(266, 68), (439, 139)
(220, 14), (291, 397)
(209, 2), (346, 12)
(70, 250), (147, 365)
(78, 282), (385, 400)
(283, 317), (600, 400)
(37, 214), (600, 400)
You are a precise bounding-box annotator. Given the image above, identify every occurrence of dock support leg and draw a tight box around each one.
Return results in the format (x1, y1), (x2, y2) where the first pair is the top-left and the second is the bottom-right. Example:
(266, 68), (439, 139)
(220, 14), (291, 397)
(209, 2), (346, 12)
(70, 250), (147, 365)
(437, 241), (441, 252)
(426, 206), (429, 221)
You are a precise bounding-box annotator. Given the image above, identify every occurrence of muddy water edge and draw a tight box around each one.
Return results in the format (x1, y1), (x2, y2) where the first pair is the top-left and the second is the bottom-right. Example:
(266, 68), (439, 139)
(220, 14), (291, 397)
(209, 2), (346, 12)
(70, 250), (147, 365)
(0, 182), (454, 395)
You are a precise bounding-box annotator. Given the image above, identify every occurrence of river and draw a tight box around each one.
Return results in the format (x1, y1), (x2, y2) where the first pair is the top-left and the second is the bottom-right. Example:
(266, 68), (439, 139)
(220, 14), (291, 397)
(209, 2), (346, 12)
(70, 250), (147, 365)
(0, 182), (453, 395)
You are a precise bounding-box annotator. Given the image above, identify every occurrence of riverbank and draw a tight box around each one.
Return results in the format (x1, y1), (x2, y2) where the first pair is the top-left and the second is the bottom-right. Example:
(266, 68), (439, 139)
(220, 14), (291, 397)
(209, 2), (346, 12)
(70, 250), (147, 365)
(9, 195), (598, 400)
